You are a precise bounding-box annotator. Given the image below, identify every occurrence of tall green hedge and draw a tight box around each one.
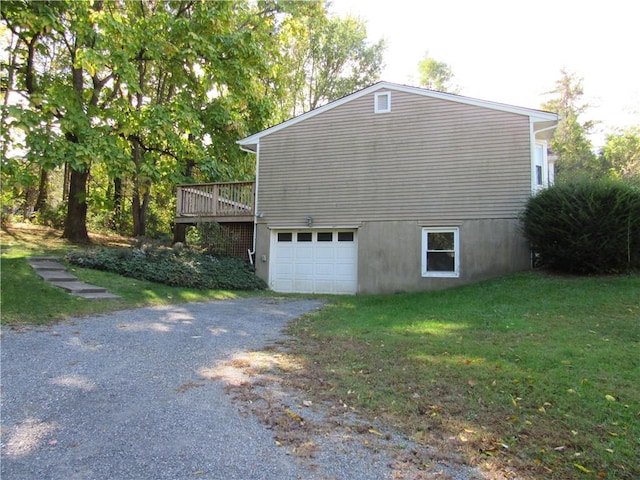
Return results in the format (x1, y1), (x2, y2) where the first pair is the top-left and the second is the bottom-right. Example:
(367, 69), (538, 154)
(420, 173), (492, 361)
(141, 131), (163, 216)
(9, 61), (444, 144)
(521, 180), (640, 273)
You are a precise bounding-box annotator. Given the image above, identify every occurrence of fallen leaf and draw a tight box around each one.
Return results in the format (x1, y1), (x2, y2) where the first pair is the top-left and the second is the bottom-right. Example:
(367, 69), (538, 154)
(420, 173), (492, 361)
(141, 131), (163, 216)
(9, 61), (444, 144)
(368, 428), (383, 436)
(574, 463), (592, 474)
(285, 409), (303, 422)
(597, 471), (607, 478)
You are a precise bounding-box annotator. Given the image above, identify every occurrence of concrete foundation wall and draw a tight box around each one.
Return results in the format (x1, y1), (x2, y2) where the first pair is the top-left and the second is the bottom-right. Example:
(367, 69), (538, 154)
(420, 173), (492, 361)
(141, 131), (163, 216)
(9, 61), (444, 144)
(254, 224), (271, 283)
(254, 219), (531, 295)
(357, 219), (530, 294)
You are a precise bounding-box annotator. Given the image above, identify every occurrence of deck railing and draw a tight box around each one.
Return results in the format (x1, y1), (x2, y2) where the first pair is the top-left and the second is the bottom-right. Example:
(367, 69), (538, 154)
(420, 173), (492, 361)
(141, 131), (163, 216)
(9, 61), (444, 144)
(175, 181), (255, 219)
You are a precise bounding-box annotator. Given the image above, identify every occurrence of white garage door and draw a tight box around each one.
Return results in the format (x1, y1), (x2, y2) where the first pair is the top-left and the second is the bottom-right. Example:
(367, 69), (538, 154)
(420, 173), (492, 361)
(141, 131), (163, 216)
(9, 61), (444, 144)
(270, 230), (357, 294)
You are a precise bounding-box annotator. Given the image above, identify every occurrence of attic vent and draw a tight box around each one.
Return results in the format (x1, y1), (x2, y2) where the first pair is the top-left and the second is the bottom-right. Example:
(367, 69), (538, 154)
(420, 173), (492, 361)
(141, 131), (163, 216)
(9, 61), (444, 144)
(374, 91), (391, 113)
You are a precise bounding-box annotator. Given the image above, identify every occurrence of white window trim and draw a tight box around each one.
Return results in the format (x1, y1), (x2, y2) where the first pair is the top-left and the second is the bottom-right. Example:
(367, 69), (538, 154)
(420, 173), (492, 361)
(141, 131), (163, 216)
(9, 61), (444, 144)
(532, 141), (549, 193)
(421, 227), (460, 278)
(374, 91), (391, 113)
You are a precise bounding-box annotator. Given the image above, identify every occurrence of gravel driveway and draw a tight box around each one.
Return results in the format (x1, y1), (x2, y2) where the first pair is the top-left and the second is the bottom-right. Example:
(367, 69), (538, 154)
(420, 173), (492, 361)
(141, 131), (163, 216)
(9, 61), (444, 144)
(2, 297), (481, 480)
(1, 297), (376, 480)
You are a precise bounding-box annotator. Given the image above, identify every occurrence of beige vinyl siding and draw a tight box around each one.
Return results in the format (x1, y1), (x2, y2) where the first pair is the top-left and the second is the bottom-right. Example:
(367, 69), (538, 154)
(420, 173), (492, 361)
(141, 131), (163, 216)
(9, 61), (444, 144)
(257, 90), (532, 224)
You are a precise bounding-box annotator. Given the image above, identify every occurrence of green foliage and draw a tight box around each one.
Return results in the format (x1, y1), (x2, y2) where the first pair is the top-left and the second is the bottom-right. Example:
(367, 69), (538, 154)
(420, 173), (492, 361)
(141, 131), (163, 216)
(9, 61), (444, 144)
(0, 224), (244, 324)
(521, 180), (640, 273)
(65, 244), (266, 290)
(275, 9), (385, 118)
(3, 0), (383, 239)
(599, 127), (640, 182)
(34, 202), (67, 229)
(541, 70), (597, 181)
(417, 51), (459, 93)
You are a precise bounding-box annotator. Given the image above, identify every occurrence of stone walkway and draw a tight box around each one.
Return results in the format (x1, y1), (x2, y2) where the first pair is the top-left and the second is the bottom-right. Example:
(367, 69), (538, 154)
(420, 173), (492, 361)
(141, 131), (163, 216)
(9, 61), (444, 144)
(28, 257), (120, 300)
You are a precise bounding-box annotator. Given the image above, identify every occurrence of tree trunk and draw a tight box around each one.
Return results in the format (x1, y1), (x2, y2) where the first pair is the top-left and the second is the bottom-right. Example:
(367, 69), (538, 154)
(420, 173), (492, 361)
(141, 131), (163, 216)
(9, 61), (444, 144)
(132, 189), (150, 237)
(131, 137), (148, 237)
(111, 177), (123, 232)
(63, 162), (70, 201)
(34, 167), (49, 213)
(62, 168), (90, 243)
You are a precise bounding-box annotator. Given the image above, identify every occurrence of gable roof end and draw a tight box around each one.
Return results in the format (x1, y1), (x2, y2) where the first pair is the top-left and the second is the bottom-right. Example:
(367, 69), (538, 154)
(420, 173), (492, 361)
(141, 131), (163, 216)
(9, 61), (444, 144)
(237, 81), (559, 152)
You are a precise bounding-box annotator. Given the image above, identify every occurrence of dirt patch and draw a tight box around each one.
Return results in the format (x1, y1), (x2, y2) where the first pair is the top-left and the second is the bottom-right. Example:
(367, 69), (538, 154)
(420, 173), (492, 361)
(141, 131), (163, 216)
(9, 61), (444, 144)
(2, 223), (134, 250)
(210, 344), (485, 480)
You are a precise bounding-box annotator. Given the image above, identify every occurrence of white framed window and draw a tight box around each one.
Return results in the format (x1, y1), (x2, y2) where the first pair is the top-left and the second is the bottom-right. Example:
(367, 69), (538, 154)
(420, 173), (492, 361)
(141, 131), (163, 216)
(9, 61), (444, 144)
(533, 142), (548, 192)
(374, 91), (391, 113)
(421, 227), (460, 277)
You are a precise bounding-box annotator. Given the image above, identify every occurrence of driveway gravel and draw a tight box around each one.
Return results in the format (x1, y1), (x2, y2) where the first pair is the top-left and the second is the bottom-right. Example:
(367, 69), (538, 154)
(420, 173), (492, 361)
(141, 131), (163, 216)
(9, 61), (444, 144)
(2, 297), (480, 480)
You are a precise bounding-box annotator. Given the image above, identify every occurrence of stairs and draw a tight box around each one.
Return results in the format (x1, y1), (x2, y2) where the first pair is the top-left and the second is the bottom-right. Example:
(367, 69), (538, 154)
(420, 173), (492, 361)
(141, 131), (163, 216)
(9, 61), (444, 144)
(28, 257), (120, 300)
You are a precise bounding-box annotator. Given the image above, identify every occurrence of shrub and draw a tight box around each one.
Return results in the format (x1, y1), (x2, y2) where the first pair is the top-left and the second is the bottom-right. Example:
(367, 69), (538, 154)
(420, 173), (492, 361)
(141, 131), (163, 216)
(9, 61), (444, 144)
(66, 244), (267, 290)
(521, 179), (640, 273)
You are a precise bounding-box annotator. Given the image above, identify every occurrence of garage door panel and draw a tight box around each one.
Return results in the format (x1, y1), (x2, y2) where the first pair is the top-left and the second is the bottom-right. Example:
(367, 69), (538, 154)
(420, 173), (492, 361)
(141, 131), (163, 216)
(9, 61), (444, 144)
(295, 266), (314, 275)
(270, 230), (357, 294)
(315, 264), (334, 275)
(315, 247), (334, 259)
(294, 279), (314, 293)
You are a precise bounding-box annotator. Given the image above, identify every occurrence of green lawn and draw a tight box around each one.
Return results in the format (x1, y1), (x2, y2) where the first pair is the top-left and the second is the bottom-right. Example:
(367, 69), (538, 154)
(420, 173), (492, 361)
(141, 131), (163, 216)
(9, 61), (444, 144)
(1, 224), (247, 324)
(286, 273), (640, 479)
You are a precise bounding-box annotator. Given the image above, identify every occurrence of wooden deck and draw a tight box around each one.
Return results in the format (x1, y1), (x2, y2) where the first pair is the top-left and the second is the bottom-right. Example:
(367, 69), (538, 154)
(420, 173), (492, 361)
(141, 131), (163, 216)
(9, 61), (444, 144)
(175, 181), (255, 224)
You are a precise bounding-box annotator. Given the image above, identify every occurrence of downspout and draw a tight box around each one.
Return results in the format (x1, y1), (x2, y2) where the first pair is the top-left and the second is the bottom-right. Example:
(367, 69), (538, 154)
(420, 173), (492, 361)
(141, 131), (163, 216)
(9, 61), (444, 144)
(533, 124), (558, 137)
(529, 119), (536, 194)
(240, 144), (259, 265)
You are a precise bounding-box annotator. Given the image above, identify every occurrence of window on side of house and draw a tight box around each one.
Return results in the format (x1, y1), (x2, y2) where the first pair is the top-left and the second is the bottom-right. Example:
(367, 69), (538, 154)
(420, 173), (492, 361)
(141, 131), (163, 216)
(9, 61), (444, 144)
(421, 227), (460, 277)
(374, 91), (391, 113)
(533, 142), (548, 191)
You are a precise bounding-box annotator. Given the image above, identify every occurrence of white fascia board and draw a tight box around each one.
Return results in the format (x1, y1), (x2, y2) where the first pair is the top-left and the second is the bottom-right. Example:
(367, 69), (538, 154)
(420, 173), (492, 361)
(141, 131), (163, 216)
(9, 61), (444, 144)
(236, 81), (559, 148)
(237, 83), (385, 148)
(388, 83), (559, 122)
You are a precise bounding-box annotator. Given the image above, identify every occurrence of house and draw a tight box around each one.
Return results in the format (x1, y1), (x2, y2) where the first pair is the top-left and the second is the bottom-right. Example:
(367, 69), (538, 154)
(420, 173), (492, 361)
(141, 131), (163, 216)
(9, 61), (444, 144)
(175, 81), (559, 294)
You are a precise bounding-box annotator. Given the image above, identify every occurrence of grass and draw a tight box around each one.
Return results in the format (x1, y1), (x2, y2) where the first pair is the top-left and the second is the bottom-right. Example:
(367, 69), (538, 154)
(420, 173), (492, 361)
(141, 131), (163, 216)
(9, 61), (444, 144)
(1, 223), (250, 324)
(285, 273), (640, 479)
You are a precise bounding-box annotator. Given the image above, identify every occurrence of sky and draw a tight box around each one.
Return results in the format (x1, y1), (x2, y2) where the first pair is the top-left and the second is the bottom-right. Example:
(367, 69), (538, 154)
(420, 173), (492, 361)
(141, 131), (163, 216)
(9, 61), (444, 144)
(329, 0), (640, 147)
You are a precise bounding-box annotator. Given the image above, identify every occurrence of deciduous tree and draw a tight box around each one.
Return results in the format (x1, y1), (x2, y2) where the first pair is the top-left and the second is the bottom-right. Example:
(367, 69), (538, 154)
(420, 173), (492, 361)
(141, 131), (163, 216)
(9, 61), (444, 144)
(599, 127), (640, 183)
(417, 52), (459, 93)
(276, 11), (385, 118)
